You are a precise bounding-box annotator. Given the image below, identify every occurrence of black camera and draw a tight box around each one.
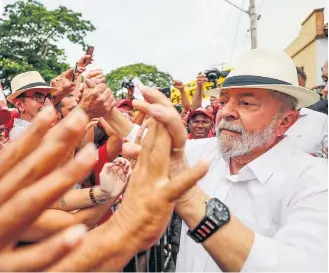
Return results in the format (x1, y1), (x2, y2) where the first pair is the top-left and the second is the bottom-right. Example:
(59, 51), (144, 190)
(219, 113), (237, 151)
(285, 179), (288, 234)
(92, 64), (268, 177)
(159, 87), (171, 98)
(204, 68), (221, 88)
(122, 79), (135, 89)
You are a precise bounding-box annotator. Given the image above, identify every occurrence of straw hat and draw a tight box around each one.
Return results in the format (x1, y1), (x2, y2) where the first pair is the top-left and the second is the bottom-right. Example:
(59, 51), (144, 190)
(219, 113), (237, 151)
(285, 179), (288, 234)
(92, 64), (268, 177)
(7, 71), (57, 103)
(206, 49), (319, 109)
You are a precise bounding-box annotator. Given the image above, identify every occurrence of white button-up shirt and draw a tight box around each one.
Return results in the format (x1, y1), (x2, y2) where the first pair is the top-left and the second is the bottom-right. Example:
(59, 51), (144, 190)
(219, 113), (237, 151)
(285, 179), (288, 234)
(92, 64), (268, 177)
(286, 108), (328, 158)
(9, 118), (31, 140)
(176, 137), (327, 272)
(127, 125), (328, 272)
(127, 122), (328, 272)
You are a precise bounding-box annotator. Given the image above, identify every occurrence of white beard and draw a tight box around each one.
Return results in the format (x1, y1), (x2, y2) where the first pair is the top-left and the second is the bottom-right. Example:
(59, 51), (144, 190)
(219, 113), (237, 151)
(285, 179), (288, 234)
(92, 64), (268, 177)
(216, 118), (277, 157)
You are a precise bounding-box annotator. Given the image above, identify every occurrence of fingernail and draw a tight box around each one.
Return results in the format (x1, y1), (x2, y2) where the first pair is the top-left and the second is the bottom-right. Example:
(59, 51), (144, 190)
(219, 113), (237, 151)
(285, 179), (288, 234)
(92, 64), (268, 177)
(65, 107), (88, 128)
(63, 224), (87, 246)
(75, 143), (97, 163)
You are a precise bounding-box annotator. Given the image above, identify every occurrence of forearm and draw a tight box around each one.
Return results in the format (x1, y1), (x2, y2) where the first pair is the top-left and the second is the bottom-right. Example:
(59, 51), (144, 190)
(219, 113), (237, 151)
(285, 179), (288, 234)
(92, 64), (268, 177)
(50, 187), (111, 211)
(175, 186), (254, 272)
(107, 135), (123, 162)
(191, 87), (203, 110)
(103, 108), (133, 138)
(73, 201), (113, 229)
(179, 89), (191, 112)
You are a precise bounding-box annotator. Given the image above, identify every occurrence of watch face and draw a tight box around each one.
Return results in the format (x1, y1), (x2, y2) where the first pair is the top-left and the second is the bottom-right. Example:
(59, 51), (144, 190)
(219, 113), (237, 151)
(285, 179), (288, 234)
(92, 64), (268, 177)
(207, 198), (230, 222)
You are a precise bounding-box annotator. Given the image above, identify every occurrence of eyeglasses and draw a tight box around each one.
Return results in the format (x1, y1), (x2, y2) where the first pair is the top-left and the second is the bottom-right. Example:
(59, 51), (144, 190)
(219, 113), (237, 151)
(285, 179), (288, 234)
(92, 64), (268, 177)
(23, 93), (55, 104)
(190, 120), (212, 126)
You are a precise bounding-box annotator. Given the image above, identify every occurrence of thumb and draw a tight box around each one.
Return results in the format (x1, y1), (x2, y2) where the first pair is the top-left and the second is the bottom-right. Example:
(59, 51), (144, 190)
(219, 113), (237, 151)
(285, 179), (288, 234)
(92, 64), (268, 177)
(63, 68), (74, 79)
(163, 160), (210, 202)
(122, 142), (141, 160)
(84, 78), (96, 89)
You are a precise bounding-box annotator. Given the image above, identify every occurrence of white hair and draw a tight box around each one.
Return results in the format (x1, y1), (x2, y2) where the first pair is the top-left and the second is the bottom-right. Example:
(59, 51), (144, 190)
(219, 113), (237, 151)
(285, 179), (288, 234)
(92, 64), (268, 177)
(216, 117), (277, 157)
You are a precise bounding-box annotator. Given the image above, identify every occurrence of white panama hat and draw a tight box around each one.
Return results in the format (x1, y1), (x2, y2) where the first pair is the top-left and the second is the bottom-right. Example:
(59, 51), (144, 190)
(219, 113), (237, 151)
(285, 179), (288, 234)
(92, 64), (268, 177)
(7, 71), (57, 104)
(206, 49), (319, 109)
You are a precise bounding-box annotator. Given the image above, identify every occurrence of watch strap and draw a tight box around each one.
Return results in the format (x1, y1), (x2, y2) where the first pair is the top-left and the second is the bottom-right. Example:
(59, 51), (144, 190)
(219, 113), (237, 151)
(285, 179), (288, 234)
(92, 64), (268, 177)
(187, 199), (230, 243)
(187, 216), (223, 243)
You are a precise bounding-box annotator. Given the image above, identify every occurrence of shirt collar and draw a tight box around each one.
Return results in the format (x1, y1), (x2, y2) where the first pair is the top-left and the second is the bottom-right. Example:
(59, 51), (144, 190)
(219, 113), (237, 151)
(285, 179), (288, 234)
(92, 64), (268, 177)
(13, 118), (31, 127)
(299, 108), (308, 117)
(241, 137), (295, 184)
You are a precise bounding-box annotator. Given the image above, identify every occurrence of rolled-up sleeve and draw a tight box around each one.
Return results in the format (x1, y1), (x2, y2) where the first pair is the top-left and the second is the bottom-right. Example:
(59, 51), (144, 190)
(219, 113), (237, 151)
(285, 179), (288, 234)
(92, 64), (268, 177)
(242, 185), (328, 272)
(126, 124), (142, 142)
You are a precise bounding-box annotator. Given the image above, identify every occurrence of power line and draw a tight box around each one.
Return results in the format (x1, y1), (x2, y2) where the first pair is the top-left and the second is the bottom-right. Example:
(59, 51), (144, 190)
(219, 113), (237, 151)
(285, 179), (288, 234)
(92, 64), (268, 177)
(229, 0), (245, 63)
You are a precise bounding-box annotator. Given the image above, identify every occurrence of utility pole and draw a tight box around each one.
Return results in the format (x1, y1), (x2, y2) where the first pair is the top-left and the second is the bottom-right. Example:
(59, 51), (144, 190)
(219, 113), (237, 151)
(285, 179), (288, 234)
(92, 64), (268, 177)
(249, 0), (258, 49)
(223, 0), (259, 49)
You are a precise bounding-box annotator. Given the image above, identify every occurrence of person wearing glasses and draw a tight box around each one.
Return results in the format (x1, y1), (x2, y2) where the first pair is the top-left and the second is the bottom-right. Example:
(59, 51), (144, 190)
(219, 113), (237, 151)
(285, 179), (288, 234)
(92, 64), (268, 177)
(187, 107), (214, 140)
(7, 71), (57, 140)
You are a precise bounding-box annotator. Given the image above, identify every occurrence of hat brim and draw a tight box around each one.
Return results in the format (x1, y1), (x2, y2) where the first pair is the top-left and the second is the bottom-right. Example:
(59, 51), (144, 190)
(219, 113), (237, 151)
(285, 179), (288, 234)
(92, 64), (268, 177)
(205, 84), (319, 109)
(6, 86), (57, 104)
(188, 110), (214, 121)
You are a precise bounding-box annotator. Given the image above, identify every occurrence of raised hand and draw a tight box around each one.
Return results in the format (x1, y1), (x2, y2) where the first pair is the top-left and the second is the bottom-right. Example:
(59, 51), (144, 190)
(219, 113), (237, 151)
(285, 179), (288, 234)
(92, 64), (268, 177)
(0, 106), (97, 271)
(173, 80), (185, 92)
(85, 69), (107, 84)
(196, 72), (207, 89)
(112, 119), (209, 251)
(99, 158), (131, 198)
(79, 79), (115, 119)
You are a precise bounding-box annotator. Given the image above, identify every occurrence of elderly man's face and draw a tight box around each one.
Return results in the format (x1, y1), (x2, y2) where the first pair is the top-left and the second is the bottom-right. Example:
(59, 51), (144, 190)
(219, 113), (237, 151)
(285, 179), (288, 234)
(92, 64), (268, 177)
(321, 60), (328, 99)
(215, 88), (298, 157)
(15, 89), (53, 120)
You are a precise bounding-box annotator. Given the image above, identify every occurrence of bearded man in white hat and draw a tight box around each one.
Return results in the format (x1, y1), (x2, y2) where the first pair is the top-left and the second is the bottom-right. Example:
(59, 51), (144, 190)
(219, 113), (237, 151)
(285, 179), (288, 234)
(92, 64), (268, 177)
(96, 49), (327, 272)
(7, 71), (58, 140)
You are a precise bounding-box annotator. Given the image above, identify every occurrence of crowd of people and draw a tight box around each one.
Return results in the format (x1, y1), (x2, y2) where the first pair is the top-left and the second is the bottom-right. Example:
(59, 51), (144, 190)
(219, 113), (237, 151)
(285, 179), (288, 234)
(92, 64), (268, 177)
(0, 48), (327, 272)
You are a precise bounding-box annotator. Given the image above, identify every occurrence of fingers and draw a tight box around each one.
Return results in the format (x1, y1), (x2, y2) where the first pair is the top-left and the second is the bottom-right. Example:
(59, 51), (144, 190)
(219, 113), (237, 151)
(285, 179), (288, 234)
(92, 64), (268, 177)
(150, 123), (171, 176)
(149, 104), (187, 149)
(63, 68), (74, 80)
(141, 87), (172, 108)
(138, 118), (157, 166)
(0, 106), (55, 178)
(0, 107), (89, 206)
(122, 142), (141, 160)
(84, 78), (96, 89)
(85, 69), (103, 79)
(0, 224), (87, 272)
(0, 143), (97, 246)
(163, 160), (210, 202)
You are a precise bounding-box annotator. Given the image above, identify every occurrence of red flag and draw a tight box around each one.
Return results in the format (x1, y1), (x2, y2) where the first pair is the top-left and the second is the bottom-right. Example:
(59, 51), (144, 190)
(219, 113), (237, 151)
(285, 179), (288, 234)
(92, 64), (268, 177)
(0, 82), (8, 109)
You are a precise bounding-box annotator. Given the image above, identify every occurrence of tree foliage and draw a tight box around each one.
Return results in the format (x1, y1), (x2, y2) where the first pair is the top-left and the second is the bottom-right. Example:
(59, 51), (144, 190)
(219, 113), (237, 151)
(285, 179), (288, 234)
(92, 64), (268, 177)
(0, 0), (96, 92)
(106, 63), (173, 98)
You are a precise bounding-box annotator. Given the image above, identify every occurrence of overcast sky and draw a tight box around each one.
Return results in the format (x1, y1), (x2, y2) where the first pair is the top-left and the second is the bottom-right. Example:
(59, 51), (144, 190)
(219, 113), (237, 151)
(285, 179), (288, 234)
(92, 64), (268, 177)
(2, 0), (328, 81)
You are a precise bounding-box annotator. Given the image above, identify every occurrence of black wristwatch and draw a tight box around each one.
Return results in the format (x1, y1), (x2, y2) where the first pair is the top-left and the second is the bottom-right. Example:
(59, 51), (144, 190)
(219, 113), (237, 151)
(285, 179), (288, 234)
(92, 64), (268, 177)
(187, 198), (230, 243)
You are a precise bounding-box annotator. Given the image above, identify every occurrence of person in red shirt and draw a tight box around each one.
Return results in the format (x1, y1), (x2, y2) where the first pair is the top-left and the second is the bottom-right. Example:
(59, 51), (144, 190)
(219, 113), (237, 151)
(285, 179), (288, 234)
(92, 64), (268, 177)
(187, 107), (214, 139)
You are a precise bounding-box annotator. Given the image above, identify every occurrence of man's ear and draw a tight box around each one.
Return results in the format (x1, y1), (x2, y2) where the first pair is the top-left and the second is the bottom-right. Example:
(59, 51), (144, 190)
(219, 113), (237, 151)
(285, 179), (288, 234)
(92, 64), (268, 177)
(13, 99), (24, 113)
(276, 110), (299, 137)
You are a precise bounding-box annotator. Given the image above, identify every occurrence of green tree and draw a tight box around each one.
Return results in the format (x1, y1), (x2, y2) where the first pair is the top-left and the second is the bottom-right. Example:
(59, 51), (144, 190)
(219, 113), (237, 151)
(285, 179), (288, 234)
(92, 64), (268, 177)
(0, 0), (96, 92)
(106, 63), (173, 98)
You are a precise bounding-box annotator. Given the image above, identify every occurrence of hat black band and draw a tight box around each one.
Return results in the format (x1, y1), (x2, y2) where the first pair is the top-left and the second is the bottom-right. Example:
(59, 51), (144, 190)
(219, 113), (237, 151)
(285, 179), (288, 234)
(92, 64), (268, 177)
(222, 75), (292, 88)
(16, 82), (49, 92)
